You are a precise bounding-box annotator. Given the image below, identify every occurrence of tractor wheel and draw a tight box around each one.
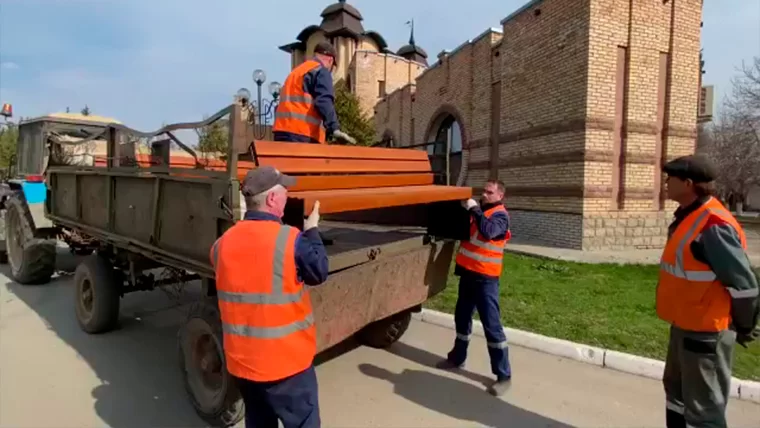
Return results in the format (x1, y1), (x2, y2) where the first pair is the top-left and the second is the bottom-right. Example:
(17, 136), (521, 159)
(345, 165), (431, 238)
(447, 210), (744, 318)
(0, 208), (8, 264)
(4, 195), (56, 284)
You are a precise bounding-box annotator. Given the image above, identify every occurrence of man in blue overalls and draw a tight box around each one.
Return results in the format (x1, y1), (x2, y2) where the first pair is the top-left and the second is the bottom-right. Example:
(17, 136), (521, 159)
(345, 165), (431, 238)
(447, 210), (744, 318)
(436, 179), (512, 396)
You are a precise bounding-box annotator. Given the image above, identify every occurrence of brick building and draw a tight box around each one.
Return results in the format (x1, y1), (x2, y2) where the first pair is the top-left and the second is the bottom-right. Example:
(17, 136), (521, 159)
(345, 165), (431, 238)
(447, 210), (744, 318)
(280, 0), (705, 250)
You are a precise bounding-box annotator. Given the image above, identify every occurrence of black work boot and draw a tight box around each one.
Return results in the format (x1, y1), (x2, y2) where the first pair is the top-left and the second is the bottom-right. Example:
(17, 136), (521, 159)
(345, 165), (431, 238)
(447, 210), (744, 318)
(487, 377), (511, 396)
(435, 358), (463, 370)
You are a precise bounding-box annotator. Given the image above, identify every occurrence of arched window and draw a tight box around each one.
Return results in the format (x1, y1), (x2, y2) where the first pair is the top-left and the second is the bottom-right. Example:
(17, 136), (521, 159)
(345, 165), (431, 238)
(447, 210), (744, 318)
(428, 115), (462, 155)
(426, 113), (464, 185)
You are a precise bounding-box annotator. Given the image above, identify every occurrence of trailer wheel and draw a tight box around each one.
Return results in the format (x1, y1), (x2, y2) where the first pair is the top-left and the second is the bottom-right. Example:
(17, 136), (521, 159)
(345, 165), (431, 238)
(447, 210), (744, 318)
(4, 195), (56, 284)
(74, 254), (121, 334)
(178, 300), (244, 428)
(357, 309), (413, 349)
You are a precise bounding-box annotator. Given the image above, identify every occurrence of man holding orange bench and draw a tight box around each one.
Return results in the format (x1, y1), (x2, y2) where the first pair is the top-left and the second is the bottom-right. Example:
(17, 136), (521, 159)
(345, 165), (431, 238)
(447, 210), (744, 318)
(273, 41), (356, 145)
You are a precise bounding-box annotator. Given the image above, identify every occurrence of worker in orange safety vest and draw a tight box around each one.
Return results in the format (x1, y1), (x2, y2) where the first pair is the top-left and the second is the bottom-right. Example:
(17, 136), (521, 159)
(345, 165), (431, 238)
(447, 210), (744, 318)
(657, 155), (759, 428)
(436, 179), (513, 397)
(273, 41), (356, 145)
(209, 165), (329, 428)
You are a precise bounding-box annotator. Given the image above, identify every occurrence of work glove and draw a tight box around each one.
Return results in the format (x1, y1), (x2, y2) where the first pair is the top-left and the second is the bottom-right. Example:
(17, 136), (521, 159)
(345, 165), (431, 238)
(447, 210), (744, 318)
(737, 326), (759, 349)
(332, 130), (357, 145)
(304, 200), (320, 231)
(461, 198), (478, 210)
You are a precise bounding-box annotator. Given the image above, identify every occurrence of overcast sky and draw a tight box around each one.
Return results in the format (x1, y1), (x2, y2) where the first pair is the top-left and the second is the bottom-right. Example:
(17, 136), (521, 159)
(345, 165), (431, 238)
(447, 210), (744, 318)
(0, 0), (758, 140)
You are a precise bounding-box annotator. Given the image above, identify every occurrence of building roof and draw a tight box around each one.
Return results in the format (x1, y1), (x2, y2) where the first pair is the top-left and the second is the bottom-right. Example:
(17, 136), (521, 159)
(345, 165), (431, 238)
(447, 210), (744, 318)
(319, 0), (364, 38)
(47, 112), (122, 124)
(320, 0), (363, 21)
(280, 1), (392, 53)
(278, 1), (421, 59)
(362, 31), (389, 51)
(21, 111), (122, 126)
(396, 22), (428, 65)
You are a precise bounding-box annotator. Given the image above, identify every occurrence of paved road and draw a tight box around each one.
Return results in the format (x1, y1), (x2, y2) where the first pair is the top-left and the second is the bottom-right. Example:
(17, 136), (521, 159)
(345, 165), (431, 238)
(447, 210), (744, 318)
(1, 253), (759, 428)
(745, 225), (760, 265)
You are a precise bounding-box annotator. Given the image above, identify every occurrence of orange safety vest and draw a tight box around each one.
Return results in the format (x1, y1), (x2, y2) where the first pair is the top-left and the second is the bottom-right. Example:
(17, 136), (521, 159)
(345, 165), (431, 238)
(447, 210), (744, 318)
(272, 59), (327, 144)
(455, 204), (511, 277)
(656, 197), (747, 332)
(209, 220), (316, 382)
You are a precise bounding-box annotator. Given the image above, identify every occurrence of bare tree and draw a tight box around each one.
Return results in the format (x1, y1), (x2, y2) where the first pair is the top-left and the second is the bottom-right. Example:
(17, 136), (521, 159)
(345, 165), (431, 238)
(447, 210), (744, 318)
(698, 56), (760, 213)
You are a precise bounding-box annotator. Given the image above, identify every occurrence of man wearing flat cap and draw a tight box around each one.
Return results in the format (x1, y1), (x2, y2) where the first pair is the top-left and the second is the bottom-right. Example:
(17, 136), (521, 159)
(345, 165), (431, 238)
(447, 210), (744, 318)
(273, 41), (356, 145)
(209, 166), (328, 428)
(657, 154), (759, 428)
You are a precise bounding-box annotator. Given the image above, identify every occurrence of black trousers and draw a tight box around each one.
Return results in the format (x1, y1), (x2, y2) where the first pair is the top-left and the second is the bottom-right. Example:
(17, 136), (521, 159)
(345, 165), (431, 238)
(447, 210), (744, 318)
(235, 365), (320, 428)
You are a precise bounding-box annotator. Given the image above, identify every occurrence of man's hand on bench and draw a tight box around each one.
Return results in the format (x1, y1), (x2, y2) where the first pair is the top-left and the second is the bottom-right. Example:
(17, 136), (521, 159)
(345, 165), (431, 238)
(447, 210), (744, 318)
(305, 201), (321, 231)
(332, 130), (357, 145)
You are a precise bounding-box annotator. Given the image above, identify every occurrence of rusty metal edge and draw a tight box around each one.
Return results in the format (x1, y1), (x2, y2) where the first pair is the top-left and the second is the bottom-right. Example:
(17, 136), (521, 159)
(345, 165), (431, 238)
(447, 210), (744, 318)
(46, 166), (229, 181)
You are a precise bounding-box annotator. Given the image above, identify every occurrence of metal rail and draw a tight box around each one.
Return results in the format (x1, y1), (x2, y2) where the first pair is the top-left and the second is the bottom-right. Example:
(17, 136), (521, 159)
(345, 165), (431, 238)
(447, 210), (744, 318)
(47, 104), (234, 168)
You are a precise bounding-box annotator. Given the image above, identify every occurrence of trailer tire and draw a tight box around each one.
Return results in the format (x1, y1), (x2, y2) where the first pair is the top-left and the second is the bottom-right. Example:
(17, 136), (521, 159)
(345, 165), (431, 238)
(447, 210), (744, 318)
(178, 300), (244, 428)
(74, 254), (121, 334)
(4, 195), (56, 284)
(357, 309), (413, 349)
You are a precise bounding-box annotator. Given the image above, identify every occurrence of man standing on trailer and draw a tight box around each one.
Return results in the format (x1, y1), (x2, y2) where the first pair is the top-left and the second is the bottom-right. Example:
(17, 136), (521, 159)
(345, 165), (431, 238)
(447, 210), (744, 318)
(657, 155), (758, 428)
(436, 179), (513, 396)
(273, 41), (356, 145)
(210, 166), (328, 428)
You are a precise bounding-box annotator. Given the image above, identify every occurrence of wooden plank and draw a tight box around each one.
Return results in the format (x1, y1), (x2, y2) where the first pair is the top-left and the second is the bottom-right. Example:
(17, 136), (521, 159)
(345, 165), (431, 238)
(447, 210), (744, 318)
(254, 157), (432, 174)
(253, 140), (429, 161)
(97, 155), (433, 175)
(95, 157), (434, 189)
(289, 185), (472, 214)
(288, 173), (434, 191)
(97, 153), (433, 175)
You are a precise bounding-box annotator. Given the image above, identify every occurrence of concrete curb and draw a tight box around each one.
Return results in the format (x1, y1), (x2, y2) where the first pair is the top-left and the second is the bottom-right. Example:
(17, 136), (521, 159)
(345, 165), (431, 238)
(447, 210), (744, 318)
(414, 309), (760, 404)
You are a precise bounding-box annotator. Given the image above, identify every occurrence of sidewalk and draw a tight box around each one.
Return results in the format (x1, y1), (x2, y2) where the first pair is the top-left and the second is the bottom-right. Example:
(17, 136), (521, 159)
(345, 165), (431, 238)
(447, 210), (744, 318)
(506, 230), (760, 266)
(416, 309), (760, 404)
(505, 243), (662, 265)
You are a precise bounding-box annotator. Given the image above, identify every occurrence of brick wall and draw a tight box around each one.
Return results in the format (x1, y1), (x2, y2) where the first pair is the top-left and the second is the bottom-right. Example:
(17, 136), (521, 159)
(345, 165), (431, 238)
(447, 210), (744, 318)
(493, 0), (592, 245)
(352, 51), (425, 116)
(581, 0), (702, 249)
(370, 0), (701, 250)
(373, 84), (416, 146)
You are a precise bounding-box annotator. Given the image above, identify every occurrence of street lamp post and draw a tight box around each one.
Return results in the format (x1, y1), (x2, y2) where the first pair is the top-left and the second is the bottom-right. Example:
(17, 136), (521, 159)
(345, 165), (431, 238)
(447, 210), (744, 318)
(238, 69), (281, 140)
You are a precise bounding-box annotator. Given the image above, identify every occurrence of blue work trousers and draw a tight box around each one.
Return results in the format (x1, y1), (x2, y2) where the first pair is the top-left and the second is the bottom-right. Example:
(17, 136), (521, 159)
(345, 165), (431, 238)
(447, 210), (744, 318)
(234, 365), (320, 428)
(448, 275), (511, 380)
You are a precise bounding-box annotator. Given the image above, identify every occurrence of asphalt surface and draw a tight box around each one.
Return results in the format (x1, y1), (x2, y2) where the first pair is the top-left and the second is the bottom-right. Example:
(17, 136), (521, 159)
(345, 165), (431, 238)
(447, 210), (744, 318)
(1, 251), (759, 428)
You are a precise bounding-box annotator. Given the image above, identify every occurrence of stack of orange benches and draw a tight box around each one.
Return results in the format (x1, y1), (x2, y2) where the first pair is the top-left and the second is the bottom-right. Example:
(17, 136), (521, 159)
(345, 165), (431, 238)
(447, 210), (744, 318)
(95, 141), (472, 215)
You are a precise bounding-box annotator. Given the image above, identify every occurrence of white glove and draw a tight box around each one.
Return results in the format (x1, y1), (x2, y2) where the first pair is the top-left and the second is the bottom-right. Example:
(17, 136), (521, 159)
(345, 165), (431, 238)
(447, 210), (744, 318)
(462, 198), (478, 210)
(304, 201), (320, 230)
(333, 130), (357, 145)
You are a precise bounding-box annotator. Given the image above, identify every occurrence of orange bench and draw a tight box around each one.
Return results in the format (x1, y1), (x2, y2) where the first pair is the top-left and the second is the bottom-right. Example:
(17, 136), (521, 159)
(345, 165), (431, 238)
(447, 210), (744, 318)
(94, 140), (472, 217)
(245, 141), (472, 215)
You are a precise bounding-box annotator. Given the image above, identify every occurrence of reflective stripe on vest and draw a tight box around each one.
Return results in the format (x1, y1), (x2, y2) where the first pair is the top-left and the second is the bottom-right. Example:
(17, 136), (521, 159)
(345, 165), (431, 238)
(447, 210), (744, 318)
(219, 226), (313, 338)
(274, 111), (322, 126)
(211, 221), (316, 382)
(659, 209), (717, 282)
(455, 204), (510, 276)
(656, 197), (748, 332)
(273, 59), (326, 143)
